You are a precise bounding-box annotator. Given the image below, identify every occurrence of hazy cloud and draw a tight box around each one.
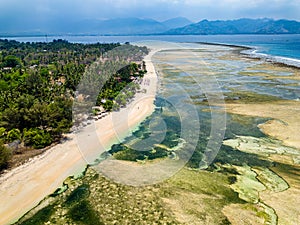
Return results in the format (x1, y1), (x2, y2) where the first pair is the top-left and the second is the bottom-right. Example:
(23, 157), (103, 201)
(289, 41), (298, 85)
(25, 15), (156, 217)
(0, 0), (299, 23)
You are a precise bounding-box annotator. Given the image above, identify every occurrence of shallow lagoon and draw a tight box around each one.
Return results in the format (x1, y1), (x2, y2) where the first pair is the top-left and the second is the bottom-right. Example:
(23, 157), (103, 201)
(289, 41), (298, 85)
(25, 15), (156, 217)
(16, 43), (300, 225)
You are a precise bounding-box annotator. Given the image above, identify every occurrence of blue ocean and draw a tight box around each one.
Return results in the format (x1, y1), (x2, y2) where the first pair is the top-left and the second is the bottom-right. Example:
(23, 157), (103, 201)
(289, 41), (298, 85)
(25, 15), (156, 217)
(4, 34), (300, 66)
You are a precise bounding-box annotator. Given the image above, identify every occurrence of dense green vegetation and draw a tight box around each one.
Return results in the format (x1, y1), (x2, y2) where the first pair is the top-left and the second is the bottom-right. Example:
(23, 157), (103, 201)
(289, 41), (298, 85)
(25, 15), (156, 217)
(95, 61), (146, 111)
(0, 39), (148, 169)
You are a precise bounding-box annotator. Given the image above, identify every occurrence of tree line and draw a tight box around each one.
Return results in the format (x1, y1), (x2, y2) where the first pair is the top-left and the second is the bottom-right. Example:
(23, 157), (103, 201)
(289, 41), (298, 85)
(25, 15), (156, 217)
(0, 39), (148, 170)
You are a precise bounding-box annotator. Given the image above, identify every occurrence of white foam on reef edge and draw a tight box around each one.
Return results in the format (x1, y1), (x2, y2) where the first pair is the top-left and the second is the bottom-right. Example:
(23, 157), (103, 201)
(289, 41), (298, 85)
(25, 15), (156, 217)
(241, 48), (300, 68)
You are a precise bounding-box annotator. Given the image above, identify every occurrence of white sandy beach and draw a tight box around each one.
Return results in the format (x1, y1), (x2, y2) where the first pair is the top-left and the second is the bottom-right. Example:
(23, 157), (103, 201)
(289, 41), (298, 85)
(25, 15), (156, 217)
(0, 47), (160, 225)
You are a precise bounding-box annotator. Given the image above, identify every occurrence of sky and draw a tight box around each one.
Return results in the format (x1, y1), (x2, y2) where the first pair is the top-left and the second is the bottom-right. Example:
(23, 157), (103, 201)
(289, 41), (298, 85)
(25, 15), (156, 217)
(0, 0), (299, 25)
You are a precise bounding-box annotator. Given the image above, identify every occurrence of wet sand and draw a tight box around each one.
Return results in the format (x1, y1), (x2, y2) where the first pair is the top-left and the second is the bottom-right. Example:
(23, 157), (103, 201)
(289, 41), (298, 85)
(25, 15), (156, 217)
(225, 100), (300, 150)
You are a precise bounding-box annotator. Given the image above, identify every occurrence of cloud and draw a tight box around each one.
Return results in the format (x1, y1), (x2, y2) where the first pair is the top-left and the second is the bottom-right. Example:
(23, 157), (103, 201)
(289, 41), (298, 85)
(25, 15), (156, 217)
(0, 0), (299, 24)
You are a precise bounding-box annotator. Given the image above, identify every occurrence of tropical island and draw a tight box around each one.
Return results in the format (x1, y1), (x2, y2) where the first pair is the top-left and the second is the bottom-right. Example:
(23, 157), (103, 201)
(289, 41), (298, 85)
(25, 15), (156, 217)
(0, 39), (298, 225)
(0, 39), (148, 171)
(1, 0), (300, 223)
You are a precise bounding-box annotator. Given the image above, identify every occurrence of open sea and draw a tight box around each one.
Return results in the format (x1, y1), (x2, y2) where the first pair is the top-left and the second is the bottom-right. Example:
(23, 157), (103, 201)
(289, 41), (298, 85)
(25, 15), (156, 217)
(3, 34), (300, 67)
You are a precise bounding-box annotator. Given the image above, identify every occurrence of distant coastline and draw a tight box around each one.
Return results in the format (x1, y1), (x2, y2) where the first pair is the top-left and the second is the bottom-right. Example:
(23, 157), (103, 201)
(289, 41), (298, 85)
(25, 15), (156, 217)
(1, 18), (300, 37)
(2, 34), (300, 62)
(195, 41), (300, 69)
(240, 48), (300, 69)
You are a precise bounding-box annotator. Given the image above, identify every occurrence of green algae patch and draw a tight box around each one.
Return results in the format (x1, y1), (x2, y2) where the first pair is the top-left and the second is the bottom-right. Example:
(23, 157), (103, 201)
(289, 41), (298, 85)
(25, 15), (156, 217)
(108, 103), (183, 162)
(187, 90), (281, 107)
(212, 144), (273, 168)
(223, 202), (277, 225)
(17, 205), (55, 225)
(260, 203), (278, 225)
(225, 114), (268, 139)
(16, 167), (246, 225)
(16, 168), (179, 225)
(224, 90), (282, 104)
(223, 135), (300, 162)
(230, 165), (266, 203)
(239, 63), (300, 81)
(65, 184), (90, 206)
(253, 167), (289, 193)
(160, 168), (244, 224)
(68, 200), (104, 225)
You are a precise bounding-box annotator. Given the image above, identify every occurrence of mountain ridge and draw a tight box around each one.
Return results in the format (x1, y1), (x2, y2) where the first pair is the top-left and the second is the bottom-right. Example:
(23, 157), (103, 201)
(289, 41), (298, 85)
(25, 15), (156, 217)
(164, 18), (300, 35)
(0, 17), (191, 36)
(161, 17), (193, 29)
(1, 17), (300, 36)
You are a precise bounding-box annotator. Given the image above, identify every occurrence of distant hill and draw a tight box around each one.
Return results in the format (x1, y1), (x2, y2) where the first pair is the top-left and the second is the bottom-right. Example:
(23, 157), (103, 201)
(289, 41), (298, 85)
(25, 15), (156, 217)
(161, 17), (193, 30)
(164, 18), (300, 35)
(0, 17), (192, 36)
(2, 17), (300, 36)
(88, 18), (168, 35)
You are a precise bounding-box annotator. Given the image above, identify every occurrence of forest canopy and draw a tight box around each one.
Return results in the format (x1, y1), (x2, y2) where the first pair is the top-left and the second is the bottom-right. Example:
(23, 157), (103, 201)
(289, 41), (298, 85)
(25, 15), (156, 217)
(0, 39), (148, 169)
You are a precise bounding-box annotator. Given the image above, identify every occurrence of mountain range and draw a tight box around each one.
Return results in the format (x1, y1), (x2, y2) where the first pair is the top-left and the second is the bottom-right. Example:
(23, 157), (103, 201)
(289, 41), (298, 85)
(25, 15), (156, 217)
(1, 17), (300, 36)
(164, 18), (300, 35)
(0, 17), (192, 36)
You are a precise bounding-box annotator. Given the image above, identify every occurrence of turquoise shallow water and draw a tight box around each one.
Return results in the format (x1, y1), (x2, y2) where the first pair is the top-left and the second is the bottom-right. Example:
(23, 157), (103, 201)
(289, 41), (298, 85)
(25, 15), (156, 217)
(104, 43), (292, 168)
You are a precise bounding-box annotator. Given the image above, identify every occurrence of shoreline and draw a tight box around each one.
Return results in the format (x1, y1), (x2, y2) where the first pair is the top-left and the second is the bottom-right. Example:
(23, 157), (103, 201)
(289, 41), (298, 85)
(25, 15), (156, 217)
(0, 47), (160, 225)
(195, 41), (300, 69)
(1, 41), (299, 224)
